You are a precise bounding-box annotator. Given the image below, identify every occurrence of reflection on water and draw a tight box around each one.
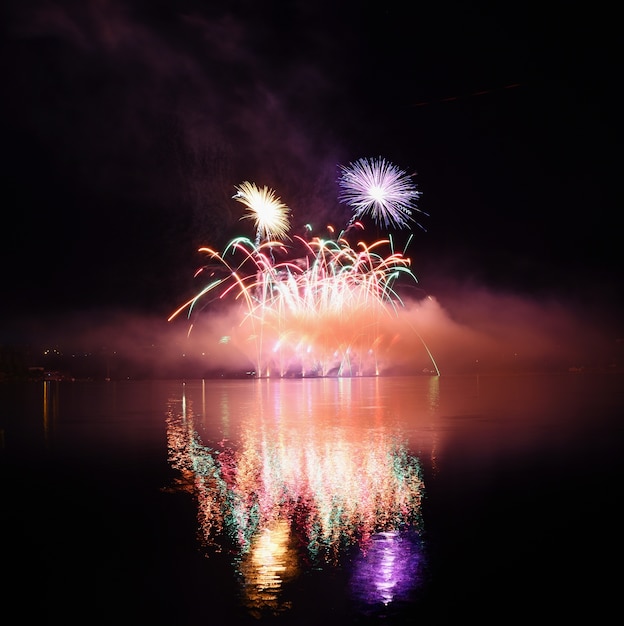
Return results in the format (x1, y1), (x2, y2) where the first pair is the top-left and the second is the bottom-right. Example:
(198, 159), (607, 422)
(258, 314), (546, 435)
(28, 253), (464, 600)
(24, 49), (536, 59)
(238, 519), (299, 617)
(165, 378), (428, 618)
(351, 529), (424, 608)
(42, 380), (59, 446)
(2, 373), (622, 623)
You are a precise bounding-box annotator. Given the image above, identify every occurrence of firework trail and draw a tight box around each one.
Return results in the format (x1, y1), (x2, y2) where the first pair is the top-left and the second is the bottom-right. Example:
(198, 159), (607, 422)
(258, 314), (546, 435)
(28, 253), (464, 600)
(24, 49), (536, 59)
(338, 156), (425, 231)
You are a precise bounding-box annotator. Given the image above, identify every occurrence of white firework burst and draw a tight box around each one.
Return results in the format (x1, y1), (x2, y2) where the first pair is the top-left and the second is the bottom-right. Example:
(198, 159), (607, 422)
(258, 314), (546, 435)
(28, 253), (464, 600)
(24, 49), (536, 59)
(234, 181), (291, 244)
(338, 157), (424, 230)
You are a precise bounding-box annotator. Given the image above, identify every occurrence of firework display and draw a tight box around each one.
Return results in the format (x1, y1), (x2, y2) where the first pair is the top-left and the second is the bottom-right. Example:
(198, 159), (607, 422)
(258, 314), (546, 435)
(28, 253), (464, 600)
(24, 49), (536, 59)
(170, 157), (432, 377)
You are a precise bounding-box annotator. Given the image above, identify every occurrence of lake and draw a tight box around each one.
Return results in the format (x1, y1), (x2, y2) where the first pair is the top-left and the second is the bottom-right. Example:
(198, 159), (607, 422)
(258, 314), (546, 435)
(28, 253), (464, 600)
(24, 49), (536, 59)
(1, 373), (622, 624)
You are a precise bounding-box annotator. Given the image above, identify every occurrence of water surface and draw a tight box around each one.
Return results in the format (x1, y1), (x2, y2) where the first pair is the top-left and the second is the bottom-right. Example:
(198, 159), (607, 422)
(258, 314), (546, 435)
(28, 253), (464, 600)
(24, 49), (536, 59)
(1, 373), (621, 624)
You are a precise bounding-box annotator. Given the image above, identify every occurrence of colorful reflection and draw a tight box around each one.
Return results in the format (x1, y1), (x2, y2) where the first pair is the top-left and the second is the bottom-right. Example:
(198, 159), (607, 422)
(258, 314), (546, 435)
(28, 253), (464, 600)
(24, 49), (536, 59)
(165, 381), (426, 616)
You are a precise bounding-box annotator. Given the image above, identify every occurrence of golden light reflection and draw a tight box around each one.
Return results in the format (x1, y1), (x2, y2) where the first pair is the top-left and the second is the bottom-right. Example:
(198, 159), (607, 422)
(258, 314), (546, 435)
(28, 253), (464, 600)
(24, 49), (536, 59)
(237, 519), (299, 617)
(42, 380), (58, 446)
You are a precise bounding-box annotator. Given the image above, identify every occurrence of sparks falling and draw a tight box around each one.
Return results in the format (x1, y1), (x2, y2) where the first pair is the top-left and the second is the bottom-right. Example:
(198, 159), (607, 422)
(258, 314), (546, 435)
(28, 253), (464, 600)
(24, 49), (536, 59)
(169, 157), (437, 377)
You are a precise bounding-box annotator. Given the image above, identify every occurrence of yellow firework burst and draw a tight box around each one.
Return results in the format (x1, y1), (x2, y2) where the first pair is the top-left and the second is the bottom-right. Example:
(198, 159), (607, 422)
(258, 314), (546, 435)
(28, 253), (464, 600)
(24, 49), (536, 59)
(234, 181), (291, 244)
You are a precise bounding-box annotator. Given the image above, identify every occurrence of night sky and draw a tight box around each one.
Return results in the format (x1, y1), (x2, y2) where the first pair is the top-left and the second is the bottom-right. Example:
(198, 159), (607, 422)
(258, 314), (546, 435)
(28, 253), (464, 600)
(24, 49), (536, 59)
(1, 1), (620, 366)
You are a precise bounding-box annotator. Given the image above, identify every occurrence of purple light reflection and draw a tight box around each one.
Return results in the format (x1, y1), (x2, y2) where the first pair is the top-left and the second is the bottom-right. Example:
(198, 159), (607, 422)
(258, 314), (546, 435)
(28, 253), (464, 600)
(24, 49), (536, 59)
(350, 530), (424, 607)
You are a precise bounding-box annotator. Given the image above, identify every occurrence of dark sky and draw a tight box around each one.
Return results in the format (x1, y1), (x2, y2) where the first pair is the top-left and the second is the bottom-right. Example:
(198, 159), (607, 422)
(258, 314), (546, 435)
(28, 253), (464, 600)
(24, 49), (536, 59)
(1, 0), (621, 358)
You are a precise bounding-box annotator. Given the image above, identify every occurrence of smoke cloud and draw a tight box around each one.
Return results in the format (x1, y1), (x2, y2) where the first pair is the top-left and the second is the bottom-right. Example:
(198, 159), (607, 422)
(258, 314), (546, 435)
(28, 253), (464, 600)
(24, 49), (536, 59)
(8, 284), (617, 380)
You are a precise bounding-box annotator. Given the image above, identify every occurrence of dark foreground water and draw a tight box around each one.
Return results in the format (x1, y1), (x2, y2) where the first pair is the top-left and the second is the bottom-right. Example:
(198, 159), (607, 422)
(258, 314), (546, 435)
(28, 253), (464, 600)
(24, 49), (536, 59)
(1, 373), (622, 625)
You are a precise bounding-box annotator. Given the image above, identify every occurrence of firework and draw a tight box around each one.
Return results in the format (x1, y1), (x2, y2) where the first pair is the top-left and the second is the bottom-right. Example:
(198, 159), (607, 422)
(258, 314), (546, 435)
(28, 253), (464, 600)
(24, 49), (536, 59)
(338, 156), (425, 230)
(170, 157), (437, 377)
(170, 233), (419, 377)
(234, 181), (291, 245)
